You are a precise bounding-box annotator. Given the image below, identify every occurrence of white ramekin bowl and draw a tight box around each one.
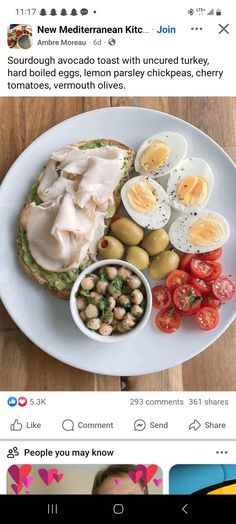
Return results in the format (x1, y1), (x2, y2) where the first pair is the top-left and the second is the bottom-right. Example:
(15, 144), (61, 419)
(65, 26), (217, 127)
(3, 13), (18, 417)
(70, 259), (152, 344)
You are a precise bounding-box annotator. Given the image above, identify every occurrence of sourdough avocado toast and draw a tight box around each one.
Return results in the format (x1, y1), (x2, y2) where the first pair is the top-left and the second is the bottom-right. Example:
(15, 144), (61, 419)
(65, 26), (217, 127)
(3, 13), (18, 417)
(17, 138), (135, 299)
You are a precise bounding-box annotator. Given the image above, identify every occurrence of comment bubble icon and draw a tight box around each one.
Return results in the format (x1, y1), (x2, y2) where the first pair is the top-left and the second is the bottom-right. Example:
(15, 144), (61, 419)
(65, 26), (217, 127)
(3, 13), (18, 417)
(62, 419), (74, 431)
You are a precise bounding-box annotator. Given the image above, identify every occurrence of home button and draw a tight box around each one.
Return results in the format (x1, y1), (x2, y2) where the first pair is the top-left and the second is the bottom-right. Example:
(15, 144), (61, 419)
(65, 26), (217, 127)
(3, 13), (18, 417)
(113, 503), (124, 515)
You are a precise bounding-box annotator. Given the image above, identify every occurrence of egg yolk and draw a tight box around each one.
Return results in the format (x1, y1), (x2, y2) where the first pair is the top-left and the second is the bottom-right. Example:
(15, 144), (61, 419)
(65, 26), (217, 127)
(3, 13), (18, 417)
(127, 180), (157, 214)
(189, 214), (225, 246)
(140, 141), (169, 172)
(177, 175), (208, 206)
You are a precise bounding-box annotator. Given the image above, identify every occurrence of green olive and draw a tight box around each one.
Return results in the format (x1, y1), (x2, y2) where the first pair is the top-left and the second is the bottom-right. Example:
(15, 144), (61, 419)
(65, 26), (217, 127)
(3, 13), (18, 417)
(98, 236), (124, 259)
(148, 250), (180, 280)
(126, 246), (149, 270)
(142, 229), (169, 256)
(111, 217), (144, 246)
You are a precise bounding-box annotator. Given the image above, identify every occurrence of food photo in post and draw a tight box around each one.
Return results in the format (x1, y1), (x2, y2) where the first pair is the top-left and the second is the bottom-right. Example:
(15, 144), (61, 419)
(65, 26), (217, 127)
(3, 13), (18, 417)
(0, 1), (236, 393)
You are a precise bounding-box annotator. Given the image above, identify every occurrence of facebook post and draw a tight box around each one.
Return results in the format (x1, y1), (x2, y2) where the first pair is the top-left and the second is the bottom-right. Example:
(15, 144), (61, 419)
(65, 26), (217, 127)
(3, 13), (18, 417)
(0, 0), (235, 516)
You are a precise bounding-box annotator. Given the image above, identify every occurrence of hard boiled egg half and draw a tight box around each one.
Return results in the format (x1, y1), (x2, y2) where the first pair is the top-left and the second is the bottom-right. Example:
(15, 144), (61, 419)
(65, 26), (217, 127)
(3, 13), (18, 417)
(135, 132), (188, 177)
(121, 176), (171, 229)
(169, 210), (230, 253)
(167, 157), (214, 213)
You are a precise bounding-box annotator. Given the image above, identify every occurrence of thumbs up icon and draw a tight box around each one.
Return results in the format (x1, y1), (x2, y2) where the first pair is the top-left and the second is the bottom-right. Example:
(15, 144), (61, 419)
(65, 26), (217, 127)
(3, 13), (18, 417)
(10, 419), (23, 431)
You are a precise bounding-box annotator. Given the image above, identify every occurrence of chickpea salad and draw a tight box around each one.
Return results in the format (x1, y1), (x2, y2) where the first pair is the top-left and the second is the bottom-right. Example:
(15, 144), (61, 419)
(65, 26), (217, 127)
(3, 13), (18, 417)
(75, 265), (147, 336)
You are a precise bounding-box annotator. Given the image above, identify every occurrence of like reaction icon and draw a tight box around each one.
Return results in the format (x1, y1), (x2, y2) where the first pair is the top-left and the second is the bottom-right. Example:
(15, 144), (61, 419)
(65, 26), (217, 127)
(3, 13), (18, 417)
(8, 397), (17, 407)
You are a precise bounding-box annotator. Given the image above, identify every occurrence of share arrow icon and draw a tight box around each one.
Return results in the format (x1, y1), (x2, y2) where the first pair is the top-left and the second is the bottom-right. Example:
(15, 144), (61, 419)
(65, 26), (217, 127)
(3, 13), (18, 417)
(188, 419), (201, 431)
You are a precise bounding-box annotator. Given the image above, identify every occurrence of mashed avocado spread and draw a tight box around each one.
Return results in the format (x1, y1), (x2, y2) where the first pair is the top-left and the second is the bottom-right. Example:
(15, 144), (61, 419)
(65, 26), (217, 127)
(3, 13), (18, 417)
(17, 140), (129, 291)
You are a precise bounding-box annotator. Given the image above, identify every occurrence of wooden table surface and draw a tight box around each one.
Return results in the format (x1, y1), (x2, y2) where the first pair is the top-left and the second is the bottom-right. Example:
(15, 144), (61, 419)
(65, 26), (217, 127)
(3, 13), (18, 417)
(0, 96), (236, 391)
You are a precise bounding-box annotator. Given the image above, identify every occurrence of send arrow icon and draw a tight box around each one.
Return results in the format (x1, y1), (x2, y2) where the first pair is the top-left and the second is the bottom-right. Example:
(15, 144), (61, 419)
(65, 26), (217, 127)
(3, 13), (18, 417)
(188, 419), (201, 431)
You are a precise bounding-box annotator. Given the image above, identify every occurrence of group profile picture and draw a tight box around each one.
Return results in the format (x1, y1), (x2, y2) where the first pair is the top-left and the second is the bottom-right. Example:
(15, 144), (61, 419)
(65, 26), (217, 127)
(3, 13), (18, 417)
(7, 24), (33, 49)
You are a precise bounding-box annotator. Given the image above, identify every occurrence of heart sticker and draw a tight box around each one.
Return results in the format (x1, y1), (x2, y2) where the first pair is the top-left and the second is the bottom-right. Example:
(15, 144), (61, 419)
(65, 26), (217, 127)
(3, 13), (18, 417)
(11, 482), (23, 494)
(114, 479), (121, 485)
(153, 478), (163, 487)
(54, 473), (64, 483)
(8, 465), (32, 484)
(128, 470), (143, 483)
(136, 465), (158, 484)
(22, 476), (34, 488)
(38, 468), (58, 486)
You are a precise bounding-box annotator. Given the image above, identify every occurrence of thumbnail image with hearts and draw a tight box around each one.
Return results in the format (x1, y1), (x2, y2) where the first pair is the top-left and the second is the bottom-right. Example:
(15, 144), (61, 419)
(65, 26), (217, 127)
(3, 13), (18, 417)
(91, 464), (163, 495)
(7, 464), (163, 495)
(169, 464), (236, 495)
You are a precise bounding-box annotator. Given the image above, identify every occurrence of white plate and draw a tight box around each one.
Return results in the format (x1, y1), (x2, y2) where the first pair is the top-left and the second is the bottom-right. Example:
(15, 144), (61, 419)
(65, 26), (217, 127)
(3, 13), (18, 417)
(0, 107), (236, 376)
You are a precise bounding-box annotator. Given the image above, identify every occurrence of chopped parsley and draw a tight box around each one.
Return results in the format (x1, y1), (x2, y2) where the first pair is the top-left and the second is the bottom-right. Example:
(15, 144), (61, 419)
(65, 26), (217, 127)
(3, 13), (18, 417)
(98, 294), (110, 314)
(79, 290), (97, 304)
(189, 295), (202, 305)
(167, 307), (175, 316)
(100, 271), (109, 282)
(111, 275), (123, 292)
(100, 311), (113, 322)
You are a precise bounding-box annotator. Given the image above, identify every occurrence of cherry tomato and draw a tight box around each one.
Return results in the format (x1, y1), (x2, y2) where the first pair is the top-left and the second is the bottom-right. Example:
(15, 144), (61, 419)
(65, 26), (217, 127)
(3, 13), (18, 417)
(211, 275), (236, 302)
(191, 277), (211, 295)
(198, 248), (222, 261)
(177, 302), (202, 317)
(204, 261), (222, 282)
(195, 307), (220, 331)
(155, 308), (181, 334)
(190, 257), (213, 279)
(201, 295), (221, 309)
(173, 284), (202, 314)
(166, 270), (191, 293)
(179, 254), (193, 272)
(152, 285), (172, 309)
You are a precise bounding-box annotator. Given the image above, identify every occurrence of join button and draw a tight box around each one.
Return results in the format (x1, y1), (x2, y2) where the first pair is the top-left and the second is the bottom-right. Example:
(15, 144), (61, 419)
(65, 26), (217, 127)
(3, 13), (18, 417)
(156, 25), (176, 34)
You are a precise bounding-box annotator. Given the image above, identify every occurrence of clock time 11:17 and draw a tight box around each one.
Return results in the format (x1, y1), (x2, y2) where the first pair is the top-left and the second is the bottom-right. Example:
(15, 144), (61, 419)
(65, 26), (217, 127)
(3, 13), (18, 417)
(16, 8), (36, 15)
